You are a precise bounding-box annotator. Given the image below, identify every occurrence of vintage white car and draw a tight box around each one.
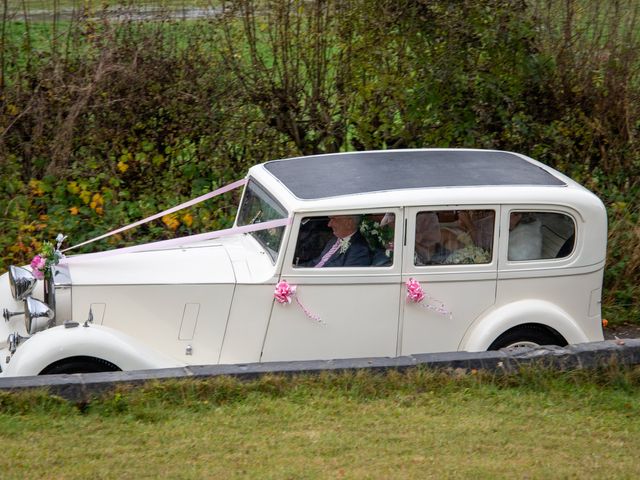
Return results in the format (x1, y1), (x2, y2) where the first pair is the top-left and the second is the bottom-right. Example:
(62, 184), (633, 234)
(0, 149), (607, 376)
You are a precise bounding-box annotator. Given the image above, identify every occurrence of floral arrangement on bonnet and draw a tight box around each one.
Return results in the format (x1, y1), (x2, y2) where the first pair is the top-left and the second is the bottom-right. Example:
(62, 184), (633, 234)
(30, 234), (66, 280)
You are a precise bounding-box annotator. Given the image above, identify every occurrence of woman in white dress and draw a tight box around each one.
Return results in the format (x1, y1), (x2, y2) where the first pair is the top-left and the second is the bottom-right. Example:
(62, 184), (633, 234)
(508, 212), (542, 260)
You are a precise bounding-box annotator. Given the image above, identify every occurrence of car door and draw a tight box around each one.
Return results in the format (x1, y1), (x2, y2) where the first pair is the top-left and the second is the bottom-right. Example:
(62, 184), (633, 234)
(400, 206), (499, 354)
(261, 208), (403, 362)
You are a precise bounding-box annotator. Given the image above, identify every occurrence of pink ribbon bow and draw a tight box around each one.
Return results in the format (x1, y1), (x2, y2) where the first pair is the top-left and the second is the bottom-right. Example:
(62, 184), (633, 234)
(274, 280), (323, 324)
(405, 278), (450, 317)
(274, 280), (297, 304)
(406, 278), (425, 303)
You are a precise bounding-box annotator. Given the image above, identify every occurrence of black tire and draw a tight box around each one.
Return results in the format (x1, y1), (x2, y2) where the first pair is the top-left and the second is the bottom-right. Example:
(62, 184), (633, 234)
(40, 356), (121, 375)
(488, 324), (567, 350)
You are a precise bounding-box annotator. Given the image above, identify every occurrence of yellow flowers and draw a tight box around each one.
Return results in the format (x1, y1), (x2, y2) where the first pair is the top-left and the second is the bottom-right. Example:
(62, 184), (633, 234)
(87, 193), (104, 215)
(161, 212), (196, 231)
(29, 179), (44, 196)
(89, 193), (103, 209)
(79, 189), (104, 213)
(67, 181), (107, 216)
(67, 182), (80, 194)
(162, 214), (180, 231)
(118, 151), (133, 173)
(64, 181), (101, 215)
(79, 190), (91, 204)
(117, 160), (129, 173)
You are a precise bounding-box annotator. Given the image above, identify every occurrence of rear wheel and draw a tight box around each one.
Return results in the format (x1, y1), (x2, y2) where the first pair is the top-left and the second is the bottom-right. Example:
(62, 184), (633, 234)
(40, 356), (121, 375)
(488, 324), (567, 350)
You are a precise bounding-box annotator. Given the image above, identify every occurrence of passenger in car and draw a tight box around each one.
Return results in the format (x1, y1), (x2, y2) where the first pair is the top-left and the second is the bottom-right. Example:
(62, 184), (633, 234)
(508, 212), (543, 260)
(456, 211), (494, 251)
(415, 212), (449, 265)
(310, 215), (371, 267)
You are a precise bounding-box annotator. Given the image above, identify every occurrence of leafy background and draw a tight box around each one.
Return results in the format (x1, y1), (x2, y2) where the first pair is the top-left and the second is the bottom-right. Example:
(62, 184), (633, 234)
(0, 0), (638, 323)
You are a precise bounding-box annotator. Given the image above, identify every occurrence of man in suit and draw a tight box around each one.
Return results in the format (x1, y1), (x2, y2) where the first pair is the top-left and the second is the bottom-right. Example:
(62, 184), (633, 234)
(311, 215), (371, 267)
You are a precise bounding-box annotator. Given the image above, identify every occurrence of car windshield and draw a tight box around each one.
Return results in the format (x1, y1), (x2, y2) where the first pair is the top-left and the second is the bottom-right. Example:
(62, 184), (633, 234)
(237, 179), (288, 262)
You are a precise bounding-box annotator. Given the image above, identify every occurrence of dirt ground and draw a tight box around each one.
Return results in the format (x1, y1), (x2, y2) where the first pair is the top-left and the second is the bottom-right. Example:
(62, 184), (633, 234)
(603, 323), (640, 340)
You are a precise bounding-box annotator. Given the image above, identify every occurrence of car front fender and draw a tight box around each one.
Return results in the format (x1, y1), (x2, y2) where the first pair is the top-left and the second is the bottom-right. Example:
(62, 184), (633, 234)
(1, 323), (184, 377)
(459, 299), (589, 352)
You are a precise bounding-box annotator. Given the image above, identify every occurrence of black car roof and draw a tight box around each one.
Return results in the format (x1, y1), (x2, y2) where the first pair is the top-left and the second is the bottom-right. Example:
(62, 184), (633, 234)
(263, 150), (565, 200)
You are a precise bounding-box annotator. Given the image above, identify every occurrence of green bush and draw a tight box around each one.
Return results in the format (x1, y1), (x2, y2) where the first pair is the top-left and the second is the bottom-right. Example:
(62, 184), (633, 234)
(0, 0), (638, 322)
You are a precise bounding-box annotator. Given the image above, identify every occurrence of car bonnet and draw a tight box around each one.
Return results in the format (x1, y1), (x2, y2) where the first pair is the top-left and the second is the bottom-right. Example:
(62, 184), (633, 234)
(62, 244), (236, 286)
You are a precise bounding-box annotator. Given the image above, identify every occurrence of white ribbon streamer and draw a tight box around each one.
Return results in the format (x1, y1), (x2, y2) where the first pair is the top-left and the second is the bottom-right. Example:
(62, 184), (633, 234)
(62, 178), (247, 253)
(60, 217), (291, 264)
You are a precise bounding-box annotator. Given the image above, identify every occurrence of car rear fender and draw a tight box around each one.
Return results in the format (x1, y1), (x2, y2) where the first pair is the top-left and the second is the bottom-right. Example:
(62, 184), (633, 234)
(459, 299), (589, 352)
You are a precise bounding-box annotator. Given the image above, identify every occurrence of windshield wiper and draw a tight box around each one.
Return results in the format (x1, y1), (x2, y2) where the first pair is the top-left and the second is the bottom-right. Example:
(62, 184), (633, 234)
(250, 210), (263, 224)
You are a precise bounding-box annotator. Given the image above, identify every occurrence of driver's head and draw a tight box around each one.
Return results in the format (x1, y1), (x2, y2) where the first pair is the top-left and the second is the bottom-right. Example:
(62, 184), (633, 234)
(327, 215), (360, 238)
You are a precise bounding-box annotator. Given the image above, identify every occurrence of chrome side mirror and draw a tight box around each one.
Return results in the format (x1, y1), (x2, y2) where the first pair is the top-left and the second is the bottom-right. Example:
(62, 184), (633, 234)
(3, 308), (23, 322)
(25, 297), (55, 335)
(8, 266), (37, 301)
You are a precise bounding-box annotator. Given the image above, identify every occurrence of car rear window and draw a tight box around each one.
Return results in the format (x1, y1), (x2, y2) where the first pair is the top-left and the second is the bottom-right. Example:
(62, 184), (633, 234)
(508, 211), (575, 261)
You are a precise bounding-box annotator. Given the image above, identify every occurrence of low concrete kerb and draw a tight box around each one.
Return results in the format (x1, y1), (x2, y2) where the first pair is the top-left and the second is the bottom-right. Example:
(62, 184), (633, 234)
(1, 339), (639, 402)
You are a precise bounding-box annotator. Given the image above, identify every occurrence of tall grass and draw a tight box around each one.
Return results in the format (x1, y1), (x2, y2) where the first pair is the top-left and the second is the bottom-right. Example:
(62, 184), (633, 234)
(2, 365), (640, 414)
(102, 364), (640, 412)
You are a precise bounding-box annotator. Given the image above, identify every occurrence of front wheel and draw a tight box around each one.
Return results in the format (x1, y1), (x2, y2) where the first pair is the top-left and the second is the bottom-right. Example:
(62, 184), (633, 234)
(40, 356), (121, 375)
(488, 324), (567, 350)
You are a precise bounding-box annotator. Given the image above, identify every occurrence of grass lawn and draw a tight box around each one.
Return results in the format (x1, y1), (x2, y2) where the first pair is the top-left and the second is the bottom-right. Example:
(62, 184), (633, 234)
(0, 368), (639, 478)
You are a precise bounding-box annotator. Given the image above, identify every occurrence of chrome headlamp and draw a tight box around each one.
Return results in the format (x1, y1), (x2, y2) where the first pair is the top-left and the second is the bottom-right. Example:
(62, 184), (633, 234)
(8, 266), (37, 300)
(25, 297), (55, 335)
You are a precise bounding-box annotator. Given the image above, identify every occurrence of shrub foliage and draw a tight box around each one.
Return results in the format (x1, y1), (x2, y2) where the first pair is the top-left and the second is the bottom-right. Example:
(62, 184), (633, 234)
(0, 0), (638, 321)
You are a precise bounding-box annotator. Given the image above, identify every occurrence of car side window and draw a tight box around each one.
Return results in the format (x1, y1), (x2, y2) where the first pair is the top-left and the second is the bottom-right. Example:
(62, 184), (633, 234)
(508, 212), (575, 261)
(414, 210), (495, 265)
(293, 213), (395, 268)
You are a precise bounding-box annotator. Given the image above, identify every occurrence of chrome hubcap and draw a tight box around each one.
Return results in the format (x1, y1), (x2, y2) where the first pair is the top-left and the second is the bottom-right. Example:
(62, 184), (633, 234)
(505, 340), (539, 349)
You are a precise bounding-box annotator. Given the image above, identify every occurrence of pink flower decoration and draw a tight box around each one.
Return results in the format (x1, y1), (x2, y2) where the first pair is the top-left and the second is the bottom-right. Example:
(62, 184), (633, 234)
(405, 278), (450, 317)
(274, 280), (296, 304)
(406, 278), (425, 303)
(30, 255), (46, 280)
(274, 280), (323, 324)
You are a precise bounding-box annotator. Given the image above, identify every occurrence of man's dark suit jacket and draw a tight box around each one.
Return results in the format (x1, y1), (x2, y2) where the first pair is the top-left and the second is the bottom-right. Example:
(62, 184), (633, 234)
(311, 231), (371, 267)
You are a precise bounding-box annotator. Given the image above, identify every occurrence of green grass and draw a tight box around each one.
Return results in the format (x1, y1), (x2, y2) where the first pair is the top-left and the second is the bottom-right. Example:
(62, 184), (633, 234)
(0, 1), (223, 77)
(7, 1), (215, 11)
(1, 368), (639, 478)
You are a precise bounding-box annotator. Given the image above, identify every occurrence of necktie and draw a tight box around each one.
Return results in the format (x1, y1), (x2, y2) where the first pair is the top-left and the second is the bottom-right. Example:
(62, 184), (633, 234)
(315, 238), (341, 268)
